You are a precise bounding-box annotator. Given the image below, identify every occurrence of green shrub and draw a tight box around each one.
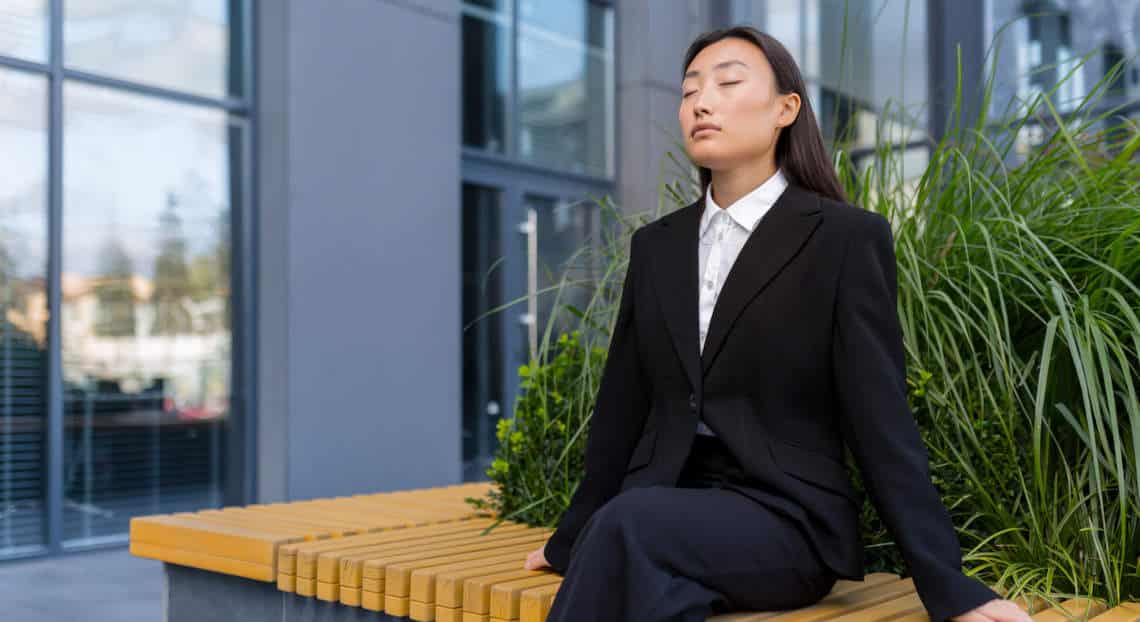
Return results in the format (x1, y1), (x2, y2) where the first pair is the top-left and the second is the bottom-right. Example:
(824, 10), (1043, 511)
(465, 329), (606, 526)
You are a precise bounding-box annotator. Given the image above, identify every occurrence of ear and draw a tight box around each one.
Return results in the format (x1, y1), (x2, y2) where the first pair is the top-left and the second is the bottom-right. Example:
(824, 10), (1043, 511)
(777, 92), (801, 128)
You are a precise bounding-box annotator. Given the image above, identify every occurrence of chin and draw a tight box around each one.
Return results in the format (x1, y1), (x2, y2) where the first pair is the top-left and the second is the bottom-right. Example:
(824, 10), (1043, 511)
(688, 150), (731, 171)
(687, 143), (722, 163)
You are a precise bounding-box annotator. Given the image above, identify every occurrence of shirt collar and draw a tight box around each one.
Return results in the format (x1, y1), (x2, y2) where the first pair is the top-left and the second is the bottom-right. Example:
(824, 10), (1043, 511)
(700, 167), (789, 238)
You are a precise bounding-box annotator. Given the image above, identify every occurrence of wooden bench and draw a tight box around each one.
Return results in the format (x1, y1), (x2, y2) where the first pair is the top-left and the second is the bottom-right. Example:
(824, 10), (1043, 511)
(130, 483), (1140, 622)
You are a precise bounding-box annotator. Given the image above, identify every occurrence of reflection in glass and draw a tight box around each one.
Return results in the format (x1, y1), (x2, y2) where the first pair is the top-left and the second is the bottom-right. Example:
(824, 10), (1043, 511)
(750, 0), (927, 150)
(0, 68), (48, 557)
(462, 1), (512, 153)
(519, 0), (609, 48)
(757, 1), (803, 68)
(64, 0), (244, 99)
(517, 5), (614, 177)
(461, 184), (504, 482)
(0, 0), (48, 63)
(62, 81), (234, 544)
(523, 194), (598, 354)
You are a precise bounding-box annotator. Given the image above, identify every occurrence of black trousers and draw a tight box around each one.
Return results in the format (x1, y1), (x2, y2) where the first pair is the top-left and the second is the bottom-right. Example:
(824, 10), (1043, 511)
(545, 433), (839, 622)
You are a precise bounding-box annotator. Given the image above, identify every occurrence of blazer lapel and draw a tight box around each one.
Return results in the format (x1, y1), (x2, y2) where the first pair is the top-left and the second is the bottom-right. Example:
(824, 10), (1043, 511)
(648, 196), (703, 393)
(647, 181), (823, 391)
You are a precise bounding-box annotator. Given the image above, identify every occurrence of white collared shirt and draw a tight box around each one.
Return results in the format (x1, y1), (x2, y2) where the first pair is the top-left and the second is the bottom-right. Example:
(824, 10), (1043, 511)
(695, 167), (789, 437)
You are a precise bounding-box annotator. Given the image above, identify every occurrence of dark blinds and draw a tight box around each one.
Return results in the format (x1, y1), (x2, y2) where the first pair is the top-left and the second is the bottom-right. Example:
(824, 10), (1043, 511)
(0, 317), (47, 555)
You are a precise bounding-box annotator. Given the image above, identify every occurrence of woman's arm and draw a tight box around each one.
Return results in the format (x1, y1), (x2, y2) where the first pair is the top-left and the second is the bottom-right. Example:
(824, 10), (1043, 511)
(542, 227), (653, 574)
(830, 211), (1002, 622)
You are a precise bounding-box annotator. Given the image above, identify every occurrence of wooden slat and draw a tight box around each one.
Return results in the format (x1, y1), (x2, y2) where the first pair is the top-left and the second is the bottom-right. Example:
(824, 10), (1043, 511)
(340, 585), (362, 607)
(309, 520), (516, 582)
(130, 515), (298, 566)
(315, 523), (526, 585)
(388, 540), (548, 598)
(366, 529), (550, 580)
(129, 541), (275, 582)
(281, 518), (487, 580)
(340, 531), (549, 590)
(518, 582), (562, 622)
(409, 599), (436, 621)
(416, 555), (536, 604)
(316, 580), (339, 602)
(463, 568), (554, 614)
(440, 601), (467, 619)
(1090, 604), (1140, 622)
(488, 573), (564, 619)
(362, 589), (384, 612)
(436, 605), (463, 622)
(129, 482), (492, 582)
(827, 592), (925, 622)
(1033, 598), (1109, 622)
(386, 593), (411, 617)
(327, 527), (541, 589)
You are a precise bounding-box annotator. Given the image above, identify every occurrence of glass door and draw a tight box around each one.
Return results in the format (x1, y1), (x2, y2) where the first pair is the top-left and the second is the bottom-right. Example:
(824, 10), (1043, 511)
(516, 192), (600, 366)
(461, 183), (507, 481)
(461, 181), (601, 482)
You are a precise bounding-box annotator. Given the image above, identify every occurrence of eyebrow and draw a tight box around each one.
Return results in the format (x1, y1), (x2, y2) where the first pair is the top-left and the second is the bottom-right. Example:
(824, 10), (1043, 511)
(683, 59), (749, 82)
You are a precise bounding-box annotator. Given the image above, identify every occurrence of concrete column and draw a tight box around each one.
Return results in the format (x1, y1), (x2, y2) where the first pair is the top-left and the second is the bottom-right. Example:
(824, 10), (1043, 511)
(615, 1), (725, 222)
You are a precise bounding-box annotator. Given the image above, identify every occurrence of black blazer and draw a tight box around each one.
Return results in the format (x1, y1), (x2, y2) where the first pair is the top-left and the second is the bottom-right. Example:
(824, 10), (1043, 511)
(542, 181), (1001, 622)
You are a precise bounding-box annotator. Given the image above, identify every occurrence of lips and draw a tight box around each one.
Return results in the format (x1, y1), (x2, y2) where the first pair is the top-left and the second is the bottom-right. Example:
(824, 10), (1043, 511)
(691, 124), (721, 137)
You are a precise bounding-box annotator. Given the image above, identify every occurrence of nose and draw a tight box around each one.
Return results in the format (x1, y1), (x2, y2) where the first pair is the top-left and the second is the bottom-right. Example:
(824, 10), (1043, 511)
(692, 85), (714, 117)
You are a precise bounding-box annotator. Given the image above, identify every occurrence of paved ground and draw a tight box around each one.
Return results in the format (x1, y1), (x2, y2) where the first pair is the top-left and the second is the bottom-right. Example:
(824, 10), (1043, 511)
(0, 547), (163, 622)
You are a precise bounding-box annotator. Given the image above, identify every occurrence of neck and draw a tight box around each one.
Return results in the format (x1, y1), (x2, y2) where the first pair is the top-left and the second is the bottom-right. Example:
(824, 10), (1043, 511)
(709, 157), (780, 209)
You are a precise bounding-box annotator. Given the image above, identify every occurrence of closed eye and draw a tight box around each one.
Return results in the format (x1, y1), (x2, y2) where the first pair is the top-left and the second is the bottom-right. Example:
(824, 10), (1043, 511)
(682, 81), (741, 98)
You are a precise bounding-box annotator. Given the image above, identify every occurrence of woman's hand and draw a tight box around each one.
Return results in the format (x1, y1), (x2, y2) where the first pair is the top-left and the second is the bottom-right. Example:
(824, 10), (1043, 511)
(950, 598), (1033, 622)
(523, 544), (551, 571)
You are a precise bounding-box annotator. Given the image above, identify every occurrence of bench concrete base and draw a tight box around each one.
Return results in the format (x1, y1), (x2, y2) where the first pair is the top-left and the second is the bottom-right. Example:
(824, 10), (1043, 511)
(166, 562), (403, 622)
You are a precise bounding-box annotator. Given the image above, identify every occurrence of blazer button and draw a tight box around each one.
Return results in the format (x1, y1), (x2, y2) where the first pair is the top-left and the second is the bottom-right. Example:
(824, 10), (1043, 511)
(688, 393), (697, 410)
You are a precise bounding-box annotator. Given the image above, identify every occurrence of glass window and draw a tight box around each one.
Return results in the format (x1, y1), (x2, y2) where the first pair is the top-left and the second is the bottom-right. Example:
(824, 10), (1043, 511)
(63, 0), (244, 99)
(462, 1), (512, 154)
(61, 81), (235, 543)
(461, 183), (504, 482)
(806, 1), (928, 150)
(0, 1), (48, 63)
(517, 2), (614, 177)
(0, 68), (49, 557)
(1103, 42), (1126, 96)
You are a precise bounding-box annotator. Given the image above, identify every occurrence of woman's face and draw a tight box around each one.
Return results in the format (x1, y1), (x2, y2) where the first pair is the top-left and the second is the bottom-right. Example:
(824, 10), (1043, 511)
(679, 38), (799, 171)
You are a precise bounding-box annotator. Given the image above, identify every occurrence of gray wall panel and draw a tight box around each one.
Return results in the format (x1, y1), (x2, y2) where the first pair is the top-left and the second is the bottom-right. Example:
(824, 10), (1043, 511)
(258, 0), (462, 503)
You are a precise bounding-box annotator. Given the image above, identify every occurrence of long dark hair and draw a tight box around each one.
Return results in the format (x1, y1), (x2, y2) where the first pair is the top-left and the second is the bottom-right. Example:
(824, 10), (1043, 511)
(681, 25), (848, 204)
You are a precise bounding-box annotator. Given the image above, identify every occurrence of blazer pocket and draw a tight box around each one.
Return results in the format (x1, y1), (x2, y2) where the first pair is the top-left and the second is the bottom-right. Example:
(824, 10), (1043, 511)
(625, 427), (658, 473)
(767, 437), (860, 505)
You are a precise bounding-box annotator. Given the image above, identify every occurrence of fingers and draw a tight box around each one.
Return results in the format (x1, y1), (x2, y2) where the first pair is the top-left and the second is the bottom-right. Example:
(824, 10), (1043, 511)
(984, 599), (1033, 622)
(522, 547), (550, 571)
(954, 610), (994, 622)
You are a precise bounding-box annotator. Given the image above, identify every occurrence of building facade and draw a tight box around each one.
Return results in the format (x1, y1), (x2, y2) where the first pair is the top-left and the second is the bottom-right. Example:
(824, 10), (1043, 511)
(0, 0), (1135, 561)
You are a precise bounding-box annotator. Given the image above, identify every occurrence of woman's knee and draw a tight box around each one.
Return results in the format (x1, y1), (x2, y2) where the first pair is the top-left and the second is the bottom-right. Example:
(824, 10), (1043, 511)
(583, 486), (662, 542)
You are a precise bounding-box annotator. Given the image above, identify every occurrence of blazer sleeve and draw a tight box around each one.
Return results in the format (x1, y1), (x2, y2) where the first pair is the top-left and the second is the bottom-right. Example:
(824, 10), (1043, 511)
(542, 227), (652, 575)
(831, 212), (1001, 622)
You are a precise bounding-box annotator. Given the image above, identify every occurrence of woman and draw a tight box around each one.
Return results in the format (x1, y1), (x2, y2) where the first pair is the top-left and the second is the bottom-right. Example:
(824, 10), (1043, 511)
(521, 26), (1032, 622)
